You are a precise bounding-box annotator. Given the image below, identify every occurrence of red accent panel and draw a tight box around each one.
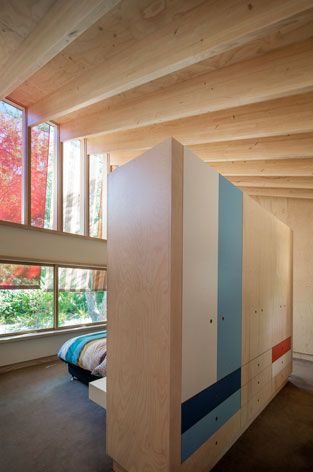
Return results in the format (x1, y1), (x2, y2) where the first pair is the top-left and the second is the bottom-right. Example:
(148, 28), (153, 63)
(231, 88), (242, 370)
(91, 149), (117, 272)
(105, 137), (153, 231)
(272, 337), (292, 363)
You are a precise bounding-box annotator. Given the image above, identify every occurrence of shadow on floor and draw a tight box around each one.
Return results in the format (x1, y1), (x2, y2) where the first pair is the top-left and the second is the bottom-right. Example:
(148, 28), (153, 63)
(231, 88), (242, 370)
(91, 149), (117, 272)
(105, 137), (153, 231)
(0, 359), (312, 471)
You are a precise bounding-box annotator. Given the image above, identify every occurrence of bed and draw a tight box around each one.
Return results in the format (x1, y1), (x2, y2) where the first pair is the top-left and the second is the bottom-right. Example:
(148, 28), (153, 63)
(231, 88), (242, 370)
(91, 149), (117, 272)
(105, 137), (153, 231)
(58, 330), (107, 384)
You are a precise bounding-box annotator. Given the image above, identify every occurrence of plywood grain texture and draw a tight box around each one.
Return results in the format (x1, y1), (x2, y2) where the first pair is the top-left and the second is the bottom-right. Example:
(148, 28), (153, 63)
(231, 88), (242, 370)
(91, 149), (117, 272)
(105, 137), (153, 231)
(107, 141), (292, 471)
(253, 197), (313, 357)
(107, 139), (183, 471)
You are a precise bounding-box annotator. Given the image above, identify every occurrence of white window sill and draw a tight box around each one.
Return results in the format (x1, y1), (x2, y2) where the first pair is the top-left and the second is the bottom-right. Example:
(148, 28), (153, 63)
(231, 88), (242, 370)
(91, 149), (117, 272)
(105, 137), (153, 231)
(0, 324), (106, 344)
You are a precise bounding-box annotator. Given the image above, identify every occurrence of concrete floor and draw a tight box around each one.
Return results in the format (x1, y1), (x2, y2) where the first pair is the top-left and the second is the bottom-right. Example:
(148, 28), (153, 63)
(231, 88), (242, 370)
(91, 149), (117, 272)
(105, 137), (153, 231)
(0, 358), (312, 472)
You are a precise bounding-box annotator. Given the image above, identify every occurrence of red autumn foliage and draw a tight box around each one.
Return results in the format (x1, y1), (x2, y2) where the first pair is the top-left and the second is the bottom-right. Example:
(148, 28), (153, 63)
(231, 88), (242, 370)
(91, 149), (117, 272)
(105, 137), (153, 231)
(0, 101), (51, 285)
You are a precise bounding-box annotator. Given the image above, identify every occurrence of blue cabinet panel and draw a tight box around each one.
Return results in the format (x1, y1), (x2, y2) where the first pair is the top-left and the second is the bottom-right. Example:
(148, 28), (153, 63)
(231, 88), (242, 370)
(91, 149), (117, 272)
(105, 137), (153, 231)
(181, 389), (241, 462)
(217, 176), (243, 380)
(181, 368), (241, 433)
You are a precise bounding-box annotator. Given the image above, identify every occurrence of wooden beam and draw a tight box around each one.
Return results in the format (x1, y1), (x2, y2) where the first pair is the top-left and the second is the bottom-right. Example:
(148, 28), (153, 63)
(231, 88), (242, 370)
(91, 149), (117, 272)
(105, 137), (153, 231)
(229, 176), (313, 189)
(190, 133), (313, 162)
(0, 0), (121, 99)
(29, 0), (313, 124)
(86, 92), (313, 154)
(60, 38), (313, 140)
(242, 187), (313, 199)
(208, 158), (313, 176)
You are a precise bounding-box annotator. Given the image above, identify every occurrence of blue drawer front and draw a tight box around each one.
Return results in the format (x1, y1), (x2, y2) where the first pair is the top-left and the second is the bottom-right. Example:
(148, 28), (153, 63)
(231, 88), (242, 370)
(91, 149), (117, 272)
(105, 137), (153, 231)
(181, 367), (241, 434)
(181, 389), (241, 462)
(217, 176), (243, 380)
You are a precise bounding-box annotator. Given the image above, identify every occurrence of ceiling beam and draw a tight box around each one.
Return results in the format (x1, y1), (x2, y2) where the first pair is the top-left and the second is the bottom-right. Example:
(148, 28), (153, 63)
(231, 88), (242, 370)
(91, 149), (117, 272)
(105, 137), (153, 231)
(241, 187), (313, 199)
(28, 0), (313, 124)
(0, 0), (121, 100)
(208, 158), (313, 176)
(190, 133), (313, 162)
(228, 176), (313, 188)
(86, 92), (313, 154)
(60, 38), (313, 140)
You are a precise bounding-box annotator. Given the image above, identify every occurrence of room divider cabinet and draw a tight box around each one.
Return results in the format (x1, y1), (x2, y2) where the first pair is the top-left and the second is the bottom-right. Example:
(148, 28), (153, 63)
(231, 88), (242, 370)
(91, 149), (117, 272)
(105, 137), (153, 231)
(107, 138), (293, 472)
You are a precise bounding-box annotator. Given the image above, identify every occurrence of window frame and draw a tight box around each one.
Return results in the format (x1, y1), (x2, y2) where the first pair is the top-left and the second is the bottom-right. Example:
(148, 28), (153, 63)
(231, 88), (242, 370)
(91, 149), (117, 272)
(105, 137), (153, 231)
(0, 258), (107, 338)
(0, 98), (108, 241)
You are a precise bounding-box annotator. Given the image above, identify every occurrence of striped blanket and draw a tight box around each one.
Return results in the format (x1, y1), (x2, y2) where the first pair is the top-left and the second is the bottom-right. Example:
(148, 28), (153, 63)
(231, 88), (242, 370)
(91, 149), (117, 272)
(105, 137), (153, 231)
(58, 331), (107, 377)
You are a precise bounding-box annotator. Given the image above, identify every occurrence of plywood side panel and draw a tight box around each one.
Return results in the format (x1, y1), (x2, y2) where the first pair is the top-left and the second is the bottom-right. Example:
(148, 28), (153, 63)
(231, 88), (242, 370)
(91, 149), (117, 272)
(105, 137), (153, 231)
(182, 150), (218, 402)
(107, 139), (183, 471)
(253, 197), (312, 357)
(242, 196), (292, 364)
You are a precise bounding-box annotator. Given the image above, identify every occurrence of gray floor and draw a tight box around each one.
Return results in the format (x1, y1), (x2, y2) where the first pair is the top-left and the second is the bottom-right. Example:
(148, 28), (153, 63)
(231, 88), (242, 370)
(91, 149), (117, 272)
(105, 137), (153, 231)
(0, 359), (312, 472)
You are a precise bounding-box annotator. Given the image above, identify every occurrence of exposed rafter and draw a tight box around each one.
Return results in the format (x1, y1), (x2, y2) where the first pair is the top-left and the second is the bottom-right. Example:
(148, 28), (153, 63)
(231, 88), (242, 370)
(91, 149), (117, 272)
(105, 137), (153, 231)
(28, 0), (313, 124)
(0, 0), (121, 100)
(190, 133), (313, 162)
(60, 38), (313, 140)
(208, 158), (313, 177)
(229, 176), (313, 189)
(86, 92), (313, 153)
(242, 187), (313, 199)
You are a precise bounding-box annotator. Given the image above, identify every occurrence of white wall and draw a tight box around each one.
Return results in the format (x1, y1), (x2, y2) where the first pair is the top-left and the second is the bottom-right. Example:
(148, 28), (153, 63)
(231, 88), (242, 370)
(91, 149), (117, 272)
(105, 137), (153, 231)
(0, 223), (107, 267)
(0, 326), (104, 366)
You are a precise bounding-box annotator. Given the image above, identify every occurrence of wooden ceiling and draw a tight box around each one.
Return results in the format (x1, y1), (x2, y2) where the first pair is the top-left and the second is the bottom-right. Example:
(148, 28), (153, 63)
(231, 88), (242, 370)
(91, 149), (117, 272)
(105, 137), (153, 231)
(2, 0), (313, 200)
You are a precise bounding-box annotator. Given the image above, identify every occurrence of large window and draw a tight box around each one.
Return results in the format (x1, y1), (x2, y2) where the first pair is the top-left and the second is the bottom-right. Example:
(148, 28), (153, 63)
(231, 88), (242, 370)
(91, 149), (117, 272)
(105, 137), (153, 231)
(58, 267), (106, 327)
(31, 123), (57, 229)
(63, 139), (83, 234)
(0, 262), (106, 336)
(0, 100), (24, 224)
(0, 102), (108, 240)
(89, 154), (107, 239)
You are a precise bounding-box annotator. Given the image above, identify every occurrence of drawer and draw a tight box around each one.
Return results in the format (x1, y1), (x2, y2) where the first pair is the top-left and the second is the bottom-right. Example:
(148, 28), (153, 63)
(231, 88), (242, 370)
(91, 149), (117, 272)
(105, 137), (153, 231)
(248, 380), (272, 421)
(272, 350), (292, 377)
(272, 361), (292, 393)
(248, 350), (272, 380)
(248, 364), (272, 398)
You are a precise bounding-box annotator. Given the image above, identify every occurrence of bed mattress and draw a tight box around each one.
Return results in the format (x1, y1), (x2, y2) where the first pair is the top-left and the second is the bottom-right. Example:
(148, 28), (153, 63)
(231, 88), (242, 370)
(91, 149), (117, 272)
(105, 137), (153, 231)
(58, 330), (107, 377)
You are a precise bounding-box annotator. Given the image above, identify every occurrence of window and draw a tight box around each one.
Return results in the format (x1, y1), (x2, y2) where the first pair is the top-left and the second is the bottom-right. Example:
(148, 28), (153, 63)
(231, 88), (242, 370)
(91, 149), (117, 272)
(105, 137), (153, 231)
(0, 262), (106, 336)
(0, 263), (54, 335)
(31, 123), (57, 229)
(0, 107), (108, 240)
(0, 100), (24, 224)
(58, 267), (107, 327)
(89, 154), (107, 239)
(63, 139), (83, 234)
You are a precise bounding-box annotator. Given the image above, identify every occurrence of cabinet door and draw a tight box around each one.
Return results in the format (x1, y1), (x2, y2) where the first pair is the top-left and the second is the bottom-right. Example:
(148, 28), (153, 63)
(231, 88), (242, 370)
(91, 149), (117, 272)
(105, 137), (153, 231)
(182, 151), (219, 402)
(217, 176), (243, 380)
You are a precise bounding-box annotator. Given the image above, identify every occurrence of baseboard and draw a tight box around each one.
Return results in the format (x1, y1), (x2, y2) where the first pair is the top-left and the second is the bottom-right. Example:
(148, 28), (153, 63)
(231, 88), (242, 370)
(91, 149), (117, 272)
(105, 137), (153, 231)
(293, 352), (313, 362)
(0, 355), (60, 374)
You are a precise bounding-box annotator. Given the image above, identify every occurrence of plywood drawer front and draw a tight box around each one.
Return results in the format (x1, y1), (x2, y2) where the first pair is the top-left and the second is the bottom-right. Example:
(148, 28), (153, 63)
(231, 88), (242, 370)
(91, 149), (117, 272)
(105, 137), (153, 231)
(248, 381), (272, 421)
(248, 349), (272, 380)
(249, 364), (272, 398)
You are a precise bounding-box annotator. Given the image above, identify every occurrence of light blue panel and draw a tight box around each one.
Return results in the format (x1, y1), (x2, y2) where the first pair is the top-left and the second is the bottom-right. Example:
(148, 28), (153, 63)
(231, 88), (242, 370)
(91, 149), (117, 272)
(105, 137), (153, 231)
(181, 389), (241, 462)
(217, 176), (243, 380)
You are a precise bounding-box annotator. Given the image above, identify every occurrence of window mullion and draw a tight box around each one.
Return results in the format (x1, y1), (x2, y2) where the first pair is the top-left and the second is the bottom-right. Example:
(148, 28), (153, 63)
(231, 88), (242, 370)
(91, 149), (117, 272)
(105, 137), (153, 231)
(54, 265), (59, 329)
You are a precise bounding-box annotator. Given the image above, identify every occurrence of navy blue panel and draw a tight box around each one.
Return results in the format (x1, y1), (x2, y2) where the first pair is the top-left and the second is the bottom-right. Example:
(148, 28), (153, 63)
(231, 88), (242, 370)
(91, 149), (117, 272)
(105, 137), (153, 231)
(181, 367), (241, 434)
(217, 176), (243, 379)
(181, 390), (241, 462)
